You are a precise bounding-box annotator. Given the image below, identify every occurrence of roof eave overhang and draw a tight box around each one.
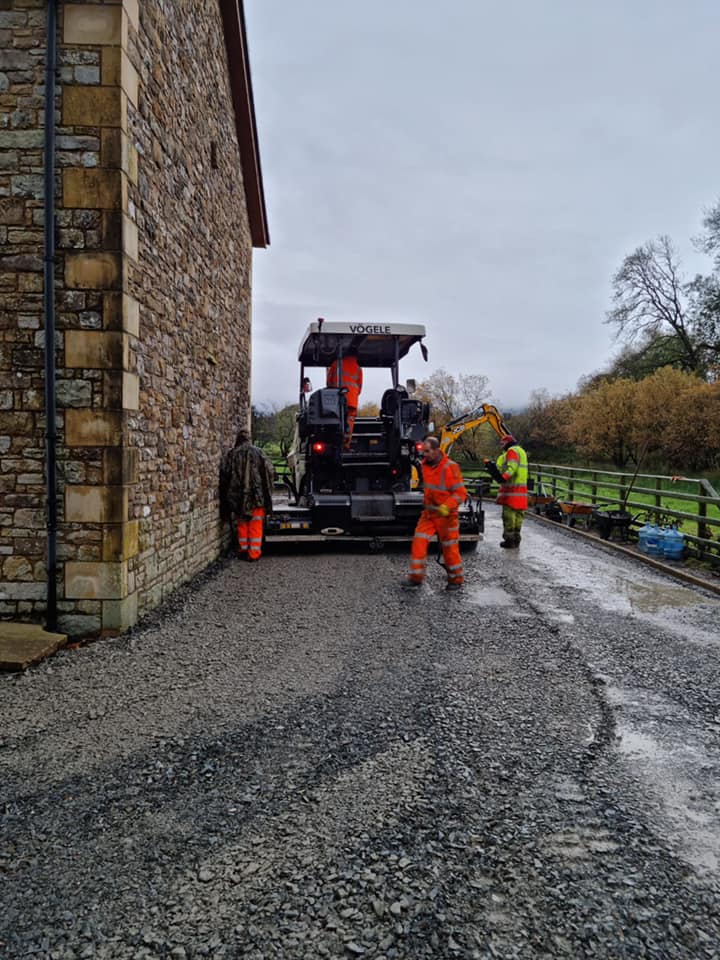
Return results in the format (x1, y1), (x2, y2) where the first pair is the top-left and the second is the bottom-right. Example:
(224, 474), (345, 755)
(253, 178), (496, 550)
(219, 0), (270, 249)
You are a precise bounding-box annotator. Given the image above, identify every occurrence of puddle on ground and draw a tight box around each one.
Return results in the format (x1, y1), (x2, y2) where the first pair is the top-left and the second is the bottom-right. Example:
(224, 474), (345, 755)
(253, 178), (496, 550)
(618, 725), (720, 873)
(529, 600), (576, 625)
(518, 527), (719, 642)
(619, 728), (664, 761)
(619, 581), (707, 614)
(465, 586), (516, 607)
(612, 706), (720, 875)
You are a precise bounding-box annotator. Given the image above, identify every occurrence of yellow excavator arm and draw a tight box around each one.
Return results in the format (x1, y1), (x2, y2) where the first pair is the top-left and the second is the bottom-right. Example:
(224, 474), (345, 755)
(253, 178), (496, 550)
(411, 403), (511, 488)
(438, 404), (511, 455)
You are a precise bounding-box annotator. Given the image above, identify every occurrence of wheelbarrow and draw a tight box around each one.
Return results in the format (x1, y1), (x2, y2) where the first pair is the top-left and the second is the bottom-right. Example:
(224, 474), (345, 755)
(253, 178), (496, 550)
(591, 507), (640, 542)
(558, 501), (594, 528)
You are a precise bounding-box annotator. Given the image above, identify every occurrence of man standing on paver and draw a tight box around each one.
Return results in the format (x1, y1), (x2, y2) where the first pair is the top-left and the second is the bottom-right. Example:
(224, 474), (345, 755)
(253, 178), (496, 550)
(326, 346), (363, 449)
(405, 436), (467, 591)
(219, 430), (275, 561)
(484, 433), (528, 549)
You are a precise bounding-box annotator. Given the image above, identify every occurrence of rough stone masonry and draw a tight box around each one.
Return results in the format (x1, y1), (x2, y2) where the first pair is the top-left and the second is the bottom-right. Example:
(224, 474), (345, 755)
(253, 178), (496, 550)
(0, 0), (268, 637)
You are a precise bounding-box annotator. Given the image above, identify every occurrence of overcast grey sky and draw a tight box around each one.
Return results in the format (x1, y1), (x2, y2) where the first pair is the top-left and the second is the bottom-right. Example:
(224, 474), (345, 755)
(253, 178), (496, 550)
(244, 0), (719, 412)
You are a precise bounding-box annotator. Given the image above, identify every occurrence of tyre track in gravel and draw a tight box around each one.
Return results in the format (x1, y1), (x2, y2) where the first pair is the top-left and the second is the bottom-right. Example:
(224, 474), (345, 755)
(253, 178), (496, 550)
(2, 513), (720, 958)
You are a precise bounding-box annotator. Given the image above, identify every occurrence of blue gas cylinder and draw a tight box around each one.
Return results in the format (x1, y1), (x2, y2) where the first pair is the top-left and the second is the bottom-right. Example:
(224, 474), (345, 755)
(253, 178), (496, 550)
(663, 526), (685, 561)
(646, 524), (662, 557)
(638, 522), (652, 554)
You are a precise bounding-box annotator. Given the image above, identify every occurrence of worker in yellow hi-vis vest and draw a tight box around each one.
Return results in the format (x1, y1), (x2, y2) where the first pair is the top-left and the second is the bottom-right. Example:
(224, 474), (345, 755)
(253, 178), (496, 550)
(484, 434), (528, 549)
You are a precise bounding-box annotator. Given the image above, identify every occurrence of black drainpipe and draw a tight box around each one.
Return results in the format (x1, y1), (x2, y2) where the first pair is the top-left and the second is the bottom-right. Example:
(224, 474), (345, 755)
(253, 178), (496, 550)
(43, 0), (58, 631)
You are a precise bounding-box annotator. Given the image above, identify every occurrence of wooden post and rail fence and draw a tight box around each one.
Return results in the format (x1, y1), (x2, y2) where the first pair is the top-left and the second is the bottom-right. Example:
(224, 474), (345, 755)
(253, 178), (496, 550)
(270, 451), (720, 566)
(525, 463), (720, 564)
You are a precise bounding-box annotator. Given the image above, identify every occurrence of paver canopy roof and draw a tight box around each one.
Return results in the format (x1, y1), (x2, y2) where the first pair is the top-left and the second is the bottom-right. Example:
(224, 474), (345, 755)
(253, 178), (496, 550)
(297, 321), (427, 368)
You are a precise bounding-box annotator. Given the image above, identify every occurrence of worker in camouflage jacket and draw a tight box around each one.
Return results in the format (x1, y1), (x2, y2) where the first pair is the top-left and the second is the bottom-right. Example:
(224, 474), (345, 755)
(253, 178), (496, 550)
(219, 430), (274, 561)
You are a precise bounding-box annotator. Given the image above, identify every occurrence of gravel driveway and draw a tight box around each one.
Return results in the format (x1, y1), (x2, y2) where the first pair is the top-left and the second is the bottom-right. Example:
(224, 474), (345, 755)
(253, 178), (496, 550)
(2, 505), (720, 959)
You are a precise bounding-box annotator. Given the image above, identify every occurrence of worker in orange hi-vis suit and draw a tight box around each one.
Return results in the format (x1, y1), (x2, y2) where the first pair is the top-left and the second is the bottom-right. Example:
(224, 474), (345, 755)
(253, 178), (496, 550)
(404, 436), (467, 592)
(326, 348), (363, 448)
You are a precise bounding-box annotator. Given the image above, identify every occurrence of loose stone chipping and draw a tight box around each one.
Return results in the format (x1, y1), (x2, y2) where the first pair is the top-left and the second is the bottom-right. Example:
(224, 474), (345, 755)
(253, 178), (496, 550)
(2, 514), (720, 958)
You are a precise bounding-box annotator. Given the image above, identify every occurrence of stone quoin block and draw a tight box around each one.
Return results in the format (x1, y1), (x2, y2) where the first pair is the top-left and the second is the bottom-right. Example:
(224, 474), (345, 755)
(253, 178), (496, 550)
(124, 0), (139, 32)
(103, 292), (139, 335)
(103, 370), (139, 410)
(102, 447), (138, 486)
(123, 215), (138, 261)
(65, 560), (128, 600)
(102, 520), (139, 561)
(63, 168), (123, 210)
(65, 330), (130, 370)
(63, 4), (124, 46)
(65, 252), (122, 290)
(102, 591), (138, 631)
(65, 484), (129, 524)
(65, 408), (124, 447)
(101, 48), (139, 107)
(100, 130), (138, 184)
(63, 86), (127, 130)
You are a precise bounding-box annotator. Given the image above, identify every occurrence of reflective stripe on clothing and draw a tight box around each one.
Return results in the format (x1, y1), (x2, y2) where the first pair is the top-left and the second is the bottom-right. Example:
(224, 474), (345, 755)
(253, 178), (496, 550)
(408, 511), (463, 586)
(502, 506), (526, 537)
(421, 455), (467, 513)
(495, 444), (528, 510)
(236, 507), (266, 559)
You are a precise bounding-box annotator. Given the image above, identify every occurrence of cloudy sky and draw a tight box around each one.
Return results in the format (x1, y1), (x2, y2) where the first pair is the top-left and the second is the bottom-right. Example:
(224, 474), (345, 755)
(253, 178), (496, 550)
(244, 0), (719, 412)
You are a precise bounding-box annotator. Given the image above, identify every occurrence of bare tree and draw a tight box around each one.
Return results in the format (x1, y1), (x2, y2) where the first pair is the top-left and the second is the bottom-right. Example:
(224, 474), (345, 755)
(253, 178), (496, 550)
(416, 369), (491, 425)
(607, 236), (704, 374)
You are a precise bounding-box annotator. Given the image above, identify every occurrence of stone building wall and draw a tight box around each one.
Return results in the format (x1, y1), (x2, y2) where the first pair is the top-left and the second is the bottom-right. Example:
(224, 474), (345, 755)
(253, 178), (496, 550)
(1, 0), (71, 626)
(125, 0), (252, 617)
(0, 0), (260, 637)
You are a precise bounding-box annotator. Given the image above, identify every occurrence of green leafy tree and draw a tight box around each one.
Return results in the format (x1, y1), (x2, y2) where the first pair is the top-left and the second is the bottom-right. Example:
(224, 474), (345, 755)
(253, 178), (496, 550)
(507, 389), (574, 460)
(251, 402), (298, 457)
(606, 330), (699, 380)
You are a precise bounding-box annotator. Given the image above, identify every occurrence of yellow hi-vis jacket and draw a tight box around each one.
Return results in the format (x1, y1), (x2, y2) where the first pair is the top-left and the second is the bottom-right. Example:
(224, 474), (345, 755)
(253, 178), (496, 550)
(496, 444), (528, 510)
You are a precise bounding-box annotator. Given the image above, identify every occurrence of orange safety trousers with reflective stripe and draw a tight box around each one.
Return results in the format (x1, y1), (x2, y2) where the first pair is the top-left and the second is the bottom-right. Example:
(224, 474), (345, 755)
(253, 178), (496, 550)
(236, 507), (266, 559)
(408, 511), (463, 586)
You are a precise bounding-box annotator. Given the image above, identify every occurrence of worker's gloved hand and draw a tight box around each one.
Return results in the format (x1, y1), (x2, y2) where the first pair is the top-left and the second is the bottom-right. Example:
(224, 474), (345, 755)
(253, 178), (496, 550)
(484, 460), (503, 482)
(436, 503), (451, 518)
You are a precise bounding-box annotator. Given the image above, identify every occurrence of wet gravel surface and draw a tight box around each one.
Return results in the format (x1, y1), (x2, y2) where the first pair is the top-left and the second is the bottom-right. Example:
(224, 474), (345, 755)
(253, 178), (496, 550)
(2, 505), (720, 959)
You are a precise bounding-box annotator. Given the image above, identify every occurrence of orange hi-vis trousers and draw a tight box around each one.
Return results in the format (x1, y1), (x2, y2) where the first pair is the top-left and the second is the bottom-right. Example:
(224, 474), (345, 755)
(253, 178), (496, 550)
(344, 405), (358, 449)
(408, 510), (463, 586)
(236, 508), (266, 560)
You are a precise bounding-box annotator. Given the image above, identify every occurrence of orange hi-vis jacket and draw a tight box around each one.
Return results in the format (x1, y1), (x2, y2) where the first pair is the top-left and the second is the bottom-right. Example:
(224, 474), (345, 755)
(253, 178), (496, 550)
(421, 454), (467, 513)
(327, 356), (363, 408)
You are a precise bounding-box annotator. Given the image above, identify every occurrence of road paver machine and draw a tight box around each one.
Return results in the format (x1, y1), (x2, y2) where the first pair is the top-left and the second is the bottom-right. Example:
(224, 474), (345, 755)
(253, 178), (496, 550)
(264, 320), (483, 544)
